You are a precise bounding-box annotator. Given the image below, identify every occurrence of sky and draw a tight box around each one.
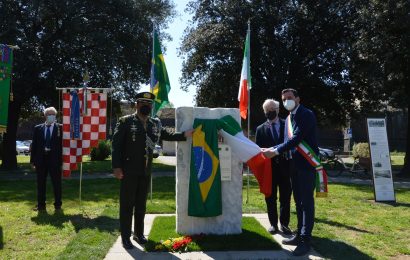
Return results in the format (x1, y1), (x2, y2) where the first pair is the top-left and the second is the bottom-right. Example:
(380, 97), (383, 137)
(140, 0), (196, 108)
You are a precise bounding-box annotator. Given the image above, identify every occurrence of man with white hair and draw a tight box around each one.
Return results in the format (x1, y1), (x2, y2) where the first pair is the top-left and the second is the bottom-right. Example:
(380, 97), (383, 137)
(255, 99), (292, 236)
(30, 106), (63, 212)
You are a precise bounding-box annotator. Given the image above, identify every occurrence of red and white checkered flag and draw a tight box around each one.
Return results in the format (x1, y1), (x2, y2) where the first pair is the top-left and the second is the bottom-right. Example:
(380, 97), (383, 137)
(62, 89), (107, 177)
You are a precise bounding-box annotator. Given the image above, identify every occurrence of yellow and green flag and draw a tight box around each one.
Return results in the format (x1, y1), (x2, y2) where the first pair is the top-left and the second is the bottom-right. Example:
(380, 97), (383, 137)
(189, 118), (222, 217)
(0, 44), (13, 133)
(150, 29), (170, 115)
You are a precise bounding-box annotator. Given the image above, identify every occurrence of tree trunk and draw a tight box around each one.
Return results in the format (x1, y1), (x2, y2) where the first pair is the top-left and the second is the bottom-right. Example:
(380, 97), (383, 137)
(399, 104), (409, 176)
(1, 100), (21, 170)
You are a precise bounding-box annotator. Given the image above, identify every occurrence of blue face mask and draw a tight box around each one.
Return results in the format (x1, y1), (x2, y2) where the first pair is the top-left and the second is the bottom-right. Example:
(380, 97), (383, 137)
(283, 99), (296, 111)
(46, 115), (56, 125)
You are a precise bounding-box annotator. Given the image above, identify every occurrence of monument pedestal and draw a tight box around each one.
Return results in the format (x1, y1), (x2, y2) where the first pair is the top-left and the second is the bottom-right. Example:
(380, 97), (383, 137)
(175, 107), (243, 235)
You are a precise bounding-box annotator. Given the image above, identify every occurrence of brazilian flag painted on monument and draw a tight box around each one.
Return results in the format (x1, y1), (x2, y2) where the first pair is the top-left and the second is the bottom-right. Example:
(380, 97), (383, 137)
(150, 29), (170, 115)
(0, 45), (13, 133)
(188, 118), (222, 217)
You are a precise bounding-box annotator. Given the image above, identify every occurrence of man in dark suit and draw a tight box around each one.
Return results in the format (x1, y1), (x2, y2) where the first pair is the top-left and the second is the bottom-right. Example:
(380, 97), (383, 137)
(263, 89), (319, 256)
(112, 92), (193, 249)
(30, 107), (63, 212)
(255, 99), (292, 236)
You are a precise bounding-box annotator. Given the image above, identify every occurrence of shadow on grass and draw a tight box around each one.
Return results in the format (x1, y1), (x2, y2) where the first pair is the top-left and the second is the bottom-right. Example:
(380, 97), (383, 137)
(30, 211), (118, 233)
(377, 201), (410, 208)
(316, 218), (373, 234)
(313, 237), (374, 260)
(0, 179), (119, 203)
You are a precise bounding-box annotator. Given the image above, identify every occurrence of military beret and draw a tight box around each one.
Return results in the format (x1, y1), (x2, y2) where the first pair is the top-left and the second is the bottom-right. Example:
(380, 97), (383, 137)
(136, 92), (155, 103)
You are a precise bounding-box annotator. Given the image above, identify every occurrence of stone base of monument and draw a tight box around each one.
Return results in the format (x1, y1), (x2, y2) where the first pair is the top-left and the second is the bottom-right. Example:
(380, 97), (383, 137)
(175, 107), (243, 235)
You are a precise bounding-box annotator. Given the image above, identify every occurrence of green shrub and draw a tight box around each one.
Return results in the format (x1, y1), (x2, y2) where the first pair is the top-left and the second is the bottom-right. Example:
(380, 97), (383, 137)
(90, 140), (111, 161)
(352, 142), (370, 158)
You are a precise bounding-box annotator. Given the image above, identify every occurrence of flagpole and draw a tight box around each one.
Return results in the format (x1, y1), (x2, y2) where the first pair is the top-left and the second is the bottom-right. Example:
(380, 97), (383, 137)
(150, 24), (155, 203)
(246, 20), (251, 204)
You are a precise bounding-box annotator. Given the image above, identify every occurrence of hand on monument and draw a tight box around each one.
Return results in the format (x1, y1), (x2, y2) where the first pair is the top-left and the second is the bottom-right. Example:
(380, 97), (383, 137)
(184, 129), (195, 137)
(113, 168), (124, 179)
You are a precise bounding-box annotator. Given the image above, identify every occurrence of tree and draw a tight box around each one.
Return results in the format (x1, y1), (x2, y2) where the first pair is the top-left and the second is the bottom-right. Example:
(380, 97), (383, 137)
(0, 0), (174, 169)
(180, 0), (364, 129)
(349, 0), (409, 176)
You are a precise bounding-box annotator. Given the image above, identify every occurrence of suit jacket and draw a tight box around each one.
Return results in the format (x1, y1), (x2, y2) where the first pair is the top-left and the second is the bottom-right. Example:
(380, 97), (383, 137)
(111, 114), (186, 175)
(255, 118), (289, 176)
(30, 123), (63, 168)
(276, 104), (319, 171)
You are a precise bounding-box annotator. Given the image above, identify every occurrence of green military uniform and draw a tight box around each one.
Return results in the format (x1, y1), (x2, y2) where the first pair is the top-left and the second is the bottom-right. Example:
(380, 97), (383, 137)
(112, 111), (186, 241)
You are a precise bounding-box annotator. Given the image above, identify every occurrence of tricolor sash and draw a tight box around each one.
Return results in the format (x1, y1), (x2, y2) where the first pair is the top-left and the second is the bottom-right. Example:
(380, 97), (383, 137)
(287, 115), (328, 197)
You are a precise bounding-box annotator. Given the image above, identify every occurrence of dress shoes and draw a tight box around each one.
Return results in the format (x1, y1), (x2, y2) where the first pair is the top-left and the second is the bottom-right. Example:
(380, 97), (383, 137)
(122, 238), (135, 249)
(133, 235), (148, 244)
(292, 240), (311, 256)
(280, 225), (293, 235)
(268, 226), (278, 234)
(282, 234), (300, 246)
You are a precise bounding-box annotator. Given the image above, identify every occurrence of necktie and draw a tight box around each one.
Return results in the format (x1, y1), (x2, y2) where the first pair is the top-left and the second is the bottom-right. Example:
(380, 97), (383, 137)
(271, 122), (279, 143)
(45, 125), (51, 149)
(290, 113), (296, 128)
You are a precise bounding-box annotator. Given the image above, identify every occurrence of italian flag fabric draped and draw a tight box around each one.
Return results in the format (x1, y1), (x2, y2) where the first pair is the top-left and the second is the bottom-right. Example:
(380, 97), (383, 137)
(150, 29), (171, 115)
(238, 29), (251, 120)
(0, 45), (13, 133)
(188, 115), (272, 217)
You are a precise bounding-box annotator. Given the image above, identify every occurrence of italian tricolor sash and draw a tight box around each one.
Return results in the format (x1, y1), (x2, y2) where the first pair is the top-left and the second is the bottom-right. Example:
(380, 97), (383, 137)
(287, 115), (328, 197)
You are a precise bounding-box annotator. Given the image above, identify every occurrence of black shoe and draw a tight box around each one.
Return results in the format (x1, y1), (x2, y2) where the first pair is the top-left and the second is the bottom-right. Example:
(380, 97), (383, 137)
(292, 240), (311, 256)
(268, 226), (278, 234)
(122, 238), (135, 249)
(282, 235), (300, 246)
(133, 235), (147, 244)
(280, 225), (293, 235)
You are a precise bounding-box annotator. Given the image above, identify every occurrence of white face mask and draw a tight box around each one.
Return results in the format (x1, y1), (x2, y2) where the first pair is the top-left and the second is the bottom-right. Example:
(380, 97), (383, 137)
(283, 99), (296, 111)
(46, 115), (56, 125)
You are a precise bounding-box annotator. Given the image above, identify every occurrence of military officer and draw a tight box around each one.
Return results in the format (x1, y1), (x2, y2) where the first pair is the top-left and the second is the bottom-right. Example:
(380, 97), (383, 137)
(112, 92), (193, 250)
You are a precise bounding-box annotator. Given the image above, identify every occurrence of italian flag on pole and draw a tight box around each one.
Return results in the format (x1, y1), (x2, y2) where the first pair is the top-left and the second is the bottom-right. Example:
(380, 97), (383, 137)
(238, 27), (251, 120)
(218, 116), (272, 197)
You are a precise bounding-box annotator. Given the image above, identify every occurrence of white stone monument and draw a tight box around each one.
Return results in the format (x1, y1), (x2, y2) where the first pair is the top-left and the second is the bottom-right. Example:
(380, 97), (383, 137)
(175, 107), (243, 235)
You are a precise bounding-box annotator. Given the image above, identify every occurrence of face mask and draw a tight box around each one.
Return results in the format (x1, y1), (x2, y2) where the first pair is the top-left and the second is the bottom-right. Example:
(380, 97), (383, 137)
(265, 110), (277, 120)
(46, 115), (56, 124)
(283, 99), (296, 111)
(139, 105), (151, 116)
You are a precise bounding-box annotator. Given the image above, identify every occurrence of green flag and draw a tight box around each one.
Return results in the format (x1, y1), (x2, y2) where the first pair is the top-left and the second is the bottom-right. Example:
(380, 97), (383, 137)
(150, 29), (170, 115)
(0, 45), (13, 133)
(188, 118), (222, 217)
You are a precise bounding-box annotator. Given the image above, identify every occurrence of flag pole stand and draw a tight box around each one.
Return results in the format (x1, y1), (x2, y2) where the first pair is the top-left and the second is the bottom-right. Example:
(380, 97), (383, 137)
(245, 20), (251, 204)
(79, 160), (83, 211)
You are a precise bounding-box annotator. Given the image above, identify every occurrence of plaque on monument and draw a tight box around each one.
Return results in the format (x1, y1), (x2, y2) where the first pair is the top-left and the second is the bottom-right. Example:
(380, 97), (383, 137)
(218, 144), (231, 181)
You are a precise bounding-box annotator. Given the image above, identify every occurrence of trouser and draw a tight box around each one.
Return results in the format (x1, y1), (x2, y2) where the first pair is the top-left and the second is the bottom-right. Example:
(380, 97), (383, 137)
(36, 153), (62, 209)
(291, 164), (316, 240)
(265, 163), (292, 228)
(119, 173), (150, 239)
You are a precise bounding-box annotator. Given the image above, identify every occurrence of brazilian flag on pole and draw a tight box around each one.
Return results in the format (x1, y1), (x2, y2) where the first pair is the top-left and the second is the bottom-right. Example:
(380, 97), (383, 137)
(150, 29), (170, 115)
(0, 44), (13, 133)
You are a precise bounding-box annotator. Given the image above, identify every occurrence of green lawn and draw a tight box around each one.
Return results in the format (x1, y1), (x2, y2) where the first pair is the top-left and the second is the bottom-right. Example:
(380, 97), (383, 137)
(2, 155), (175, 174)
(0, 176), (409, 259)
(145, 216), (280, 252)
